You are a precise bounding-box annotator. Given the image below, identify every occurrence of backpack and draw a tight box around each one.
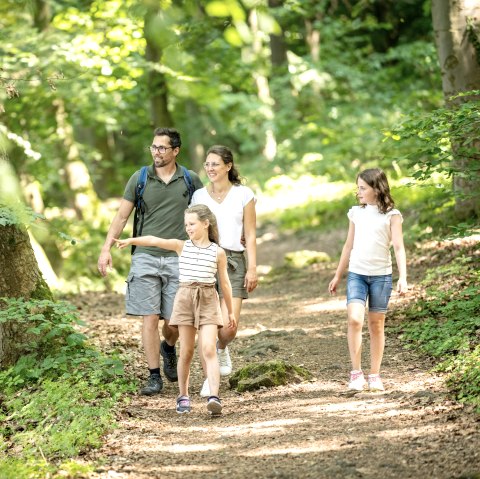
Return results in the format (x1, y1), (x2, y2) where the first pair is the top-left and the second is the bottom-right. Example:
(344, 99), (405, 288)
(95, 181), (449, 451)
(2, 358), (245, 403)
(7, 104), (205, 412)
(131, 165), (195, 254)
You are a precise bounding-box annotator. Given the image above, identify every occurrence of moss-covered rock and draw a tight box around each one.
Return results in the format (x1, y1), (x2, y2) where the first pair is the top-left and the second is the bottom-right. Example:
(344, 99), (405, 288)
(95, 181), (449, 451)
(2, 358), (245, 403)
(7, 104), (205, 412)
(284, 250), (330, 268)
(229, 360), (313, 392)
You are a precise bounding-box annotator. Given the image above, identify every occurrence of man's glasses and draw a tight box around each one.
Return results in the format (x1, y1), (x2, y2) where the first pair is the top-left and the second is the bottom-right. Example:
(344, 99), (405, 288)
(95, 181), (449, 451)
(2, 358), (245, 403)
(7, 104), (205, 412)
(203, 162), (222, 169)
(149, 145), (173, 154)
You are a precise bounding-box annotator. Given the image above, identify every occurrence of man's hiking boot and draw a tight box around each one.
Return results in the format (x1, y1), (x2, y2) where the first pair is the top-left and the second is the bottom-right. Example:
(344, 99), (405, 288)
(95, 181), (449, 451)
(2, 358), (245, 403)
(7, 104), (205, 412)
(140, 374), (163, 396)
(160, 340), (178, 382)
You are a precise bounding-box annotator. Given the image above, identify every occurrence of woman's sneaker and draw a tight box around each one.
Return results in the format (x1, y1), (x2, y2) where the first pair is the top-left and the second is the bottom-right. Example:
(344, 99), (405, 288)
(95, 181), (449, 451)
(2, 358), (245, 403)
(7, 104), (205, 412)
(348, 370), (366, 391)
(217, 346), (232, 376)
(368, 374), (385, 392)
(200, 378), (210, 398)
(207, 396), (222, 416)
(176, 396), (191, 414)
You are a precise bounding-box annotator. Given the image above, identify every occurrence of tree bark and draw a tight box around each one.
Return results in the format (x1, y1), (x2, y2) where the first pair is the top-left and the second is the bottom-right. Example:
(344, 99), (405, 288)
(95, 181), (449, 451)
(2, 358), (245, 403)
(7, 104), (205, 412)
(0, 223), (53, 368)
(268, 0), (289, 71)
(432, 0), (480, 218)
(144, 10), (174, 128)
(53, 98), (100, 220)
(33, 0), (51, 32)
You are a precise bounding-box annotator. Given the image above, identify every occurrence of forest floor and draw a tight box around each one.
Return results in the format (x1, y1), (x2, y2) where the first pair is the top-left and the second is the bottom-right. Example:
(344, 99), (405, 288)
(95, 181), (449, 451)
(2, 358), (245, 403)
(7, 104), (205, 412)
(76, 227), (480, 479)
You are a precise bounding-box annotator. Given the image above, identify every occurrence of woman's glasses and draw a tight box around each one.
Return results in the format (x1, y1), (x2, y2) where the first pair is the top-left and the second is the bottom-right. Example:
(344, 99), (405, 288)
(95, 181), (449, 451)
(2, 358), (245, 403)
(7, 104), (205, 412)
(203, 162), (222, 169)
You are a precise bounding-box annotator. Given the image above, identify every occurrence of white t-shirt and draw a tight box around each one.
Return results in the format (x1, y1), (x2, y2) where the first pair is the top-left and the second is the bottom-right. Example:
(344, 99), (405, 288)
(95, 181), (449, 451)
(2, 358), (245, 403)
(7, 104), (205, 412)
(348, 204), (403, 276)
(191, 185), (255, 252)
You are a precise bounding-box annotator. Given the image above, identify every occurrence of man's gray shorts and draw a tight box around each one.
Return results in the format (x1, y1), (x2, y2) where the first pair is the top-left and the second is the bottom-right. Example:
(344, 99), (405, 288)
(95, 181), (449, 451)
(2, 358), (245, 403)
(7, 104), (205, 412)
(125, 253), (179, 319)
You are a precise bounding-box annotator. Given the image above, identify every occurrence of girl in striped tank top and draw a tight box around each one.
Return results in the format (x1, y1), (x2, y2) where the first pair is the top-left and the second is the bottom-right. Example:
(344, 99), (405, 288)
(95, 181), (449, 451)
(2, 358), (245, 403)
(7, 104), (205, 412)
(114, 204), (236, 416)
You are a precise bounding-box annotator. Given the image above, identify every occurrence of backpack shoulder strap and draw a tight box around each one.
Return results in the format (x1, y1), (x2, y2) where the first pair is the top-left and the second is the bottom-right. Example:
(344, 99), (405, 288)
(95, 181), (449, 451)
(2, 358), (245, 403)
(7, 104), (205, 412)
(135, 166), (149, 208)
(132, 166), (149, 254)
(180, 165), (195, 203)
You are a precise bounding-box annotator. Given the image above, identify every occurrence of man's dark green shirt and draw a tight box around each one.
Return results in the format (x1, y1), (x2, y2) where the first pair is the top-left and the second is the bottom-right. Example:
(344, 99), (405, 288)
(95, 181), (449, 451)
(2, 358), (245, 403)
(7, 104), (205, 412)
(123, 164), (203, 257)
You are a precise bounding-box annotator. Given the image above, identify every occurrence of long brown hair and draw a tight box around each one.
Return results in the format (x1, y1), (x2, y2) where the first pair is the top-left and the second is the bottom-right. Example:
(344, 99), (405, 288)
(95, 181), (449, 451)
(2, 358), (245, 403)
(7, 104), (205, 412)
(357, 168), (395, 214)
(185, 204), (220, 244)
(206, 145), (242, 185)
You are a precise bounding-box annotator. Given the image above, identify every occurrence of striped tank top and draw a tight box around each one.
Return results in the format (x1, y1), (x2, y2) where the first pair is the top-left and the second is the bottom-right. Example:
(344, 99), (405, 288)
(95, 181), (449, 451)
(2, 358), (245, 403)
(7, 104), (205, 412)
(179, 240), (218, 284)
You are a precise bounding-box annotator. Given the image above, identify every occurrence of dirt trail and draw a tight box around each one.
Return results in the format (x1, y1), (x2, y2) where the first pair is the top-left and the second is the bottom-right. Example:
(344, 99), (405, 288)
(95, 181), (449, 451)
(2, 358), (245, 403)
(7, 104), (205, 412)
(80, 231), (479, 479)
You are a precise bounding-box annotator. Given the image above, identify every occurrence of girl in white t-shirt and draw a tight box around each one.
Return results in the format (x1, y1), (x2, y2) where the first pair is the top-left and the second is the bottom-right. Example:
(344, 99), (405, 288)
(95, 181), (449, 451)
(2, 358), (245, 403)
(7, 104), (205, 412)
(191, 145), (257, 397)
(328, 168), (408, 392)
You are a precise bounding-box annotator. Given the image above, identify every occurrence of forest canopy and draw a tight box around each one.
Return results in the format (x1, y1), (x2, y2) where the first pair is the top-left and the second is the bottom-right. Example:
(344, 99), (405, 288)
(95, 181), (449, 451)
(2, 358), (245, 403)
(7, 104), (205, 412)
(1, 0), (479, 290)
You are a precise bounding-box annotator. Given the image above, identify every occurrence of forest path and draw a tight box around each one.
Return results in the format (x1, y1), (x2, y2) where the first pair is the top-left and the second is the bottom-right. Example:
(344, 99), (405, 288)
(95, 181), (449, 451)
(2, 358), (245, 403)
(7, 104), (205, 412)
(79, 230), (479, 479)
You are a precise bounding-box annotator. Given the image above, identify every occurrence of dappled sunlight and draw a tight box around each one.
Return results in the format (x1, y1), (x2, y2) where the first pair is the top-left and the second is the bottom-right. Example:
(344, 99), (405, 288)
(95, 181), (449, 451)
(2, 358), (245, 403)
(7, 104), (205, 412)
(240, 438), (348, 457)
(114, 436), (226, 454)
(376, 423), (458, 439)
(156, 465), (218, 473)
(165, 418), (305, 437)
(302, 298), (346, 313)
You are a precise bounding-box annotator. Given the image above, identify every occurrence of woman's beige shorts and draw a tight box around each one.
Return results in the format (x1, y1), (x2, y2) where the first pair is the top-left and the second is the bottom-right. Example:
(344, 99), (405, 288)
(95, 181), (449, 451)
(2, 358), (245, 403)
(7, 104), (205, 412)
(169, 283), (223, 330)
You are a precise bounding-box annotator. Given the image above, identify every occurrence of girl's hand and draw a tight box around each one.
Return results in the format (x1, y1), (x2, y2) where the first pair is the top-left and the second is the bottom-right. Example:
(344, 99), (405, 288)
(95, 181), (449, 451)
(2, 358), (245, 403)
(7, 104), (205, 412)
(396, 278), (408, 295)
(328, 277), (339, 295)
(113, 238), (131, 249)
(244, 269), (258, 293)
(228, 313), (237, 329)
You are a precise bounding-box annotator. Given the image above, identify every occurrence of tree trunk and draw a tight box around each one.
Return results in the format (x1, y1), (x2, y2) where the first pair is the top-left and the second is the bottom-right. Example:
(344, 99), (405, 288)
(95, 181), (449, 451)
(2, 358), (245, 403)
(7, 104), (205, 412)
(33, 0), (51, 31)
(268, 0), (289, 71)
(184, 100), (206, 172)
(432, 0), (480, 218)
(0, 223), (53, 368)
(249, 8), (277, 162)
(53, 98), (100, 221)
(144, 10), (174, 128)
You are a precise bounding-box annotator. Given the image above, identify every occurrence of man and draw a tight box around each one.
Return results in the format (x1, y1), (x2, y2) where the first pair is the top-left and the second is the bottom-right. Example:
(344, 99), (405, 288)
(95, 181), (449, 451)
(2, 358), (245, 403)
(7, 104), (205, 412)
(98, 127), (203, 395)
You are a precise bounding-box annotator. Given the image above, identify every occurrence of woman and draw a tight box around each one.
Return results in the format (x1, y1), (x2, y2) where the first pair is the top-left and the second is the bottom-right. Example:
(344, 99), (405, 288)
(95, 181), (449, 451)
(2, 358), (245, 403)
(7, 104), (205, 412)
(191, 145), (258, 396)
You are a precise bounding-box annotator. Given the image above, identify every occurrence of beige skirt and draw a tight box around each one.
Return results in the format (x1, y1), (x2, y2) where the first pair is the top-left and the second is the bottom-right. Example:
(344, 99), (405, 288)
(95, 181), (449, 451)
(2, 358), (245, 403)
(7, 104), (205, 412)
(169, 282), (223, 330)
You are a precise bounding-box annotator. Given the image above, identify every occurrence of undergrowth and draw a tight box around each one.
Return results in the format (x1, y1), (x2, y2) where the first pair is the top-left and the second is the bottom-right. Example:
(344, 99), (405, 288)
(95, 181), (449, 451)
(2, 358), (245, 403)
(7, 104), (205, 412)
(392, 244), (480, 411)
(0, 298), (136, 478)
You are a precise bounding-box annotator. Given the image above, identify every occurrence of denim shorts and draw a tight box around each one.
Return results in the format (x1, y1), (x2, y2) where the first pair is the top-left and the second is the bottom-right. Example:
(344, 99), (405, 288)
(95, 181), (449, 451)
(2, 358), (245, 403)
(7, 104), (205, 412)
(346, 272), (393, 313)
(125, 253), (179, 319)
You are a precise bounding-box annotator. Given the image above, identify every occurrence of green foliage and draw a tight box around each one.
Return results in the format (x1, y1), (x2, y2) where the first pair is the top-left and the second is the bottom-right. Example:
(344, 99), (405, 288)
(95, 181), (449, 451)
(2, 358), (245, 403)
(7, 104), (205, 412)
(262, 175), (453, 242)
(0, 203), (43, 227)
(387, 92), (480, 183)
(395, 251), (480, 410)
(0, 297), (135, 477)
(0, 298), (126, 387)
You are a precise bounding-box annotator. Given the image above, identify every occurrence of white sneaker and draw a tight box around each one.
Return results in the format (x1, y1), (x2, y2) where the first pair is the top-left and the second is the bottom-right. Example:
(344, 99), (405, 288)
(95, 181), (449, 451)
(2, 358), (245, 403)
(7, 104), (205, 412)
(368, 374), (385, 392)
(200, 378), (210, 398)
(348, 370), (366, 391)
(217, 346), (232, 376)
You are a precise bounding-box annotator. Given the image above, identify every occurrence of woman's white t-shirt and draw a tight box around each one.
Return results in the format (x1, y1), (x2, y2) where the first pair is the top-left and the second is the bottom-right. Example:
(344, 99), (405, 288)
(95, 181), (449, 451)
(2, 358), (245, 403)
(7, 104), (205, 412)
(348, 204), (403, 276)
(191, 185), (255, 252)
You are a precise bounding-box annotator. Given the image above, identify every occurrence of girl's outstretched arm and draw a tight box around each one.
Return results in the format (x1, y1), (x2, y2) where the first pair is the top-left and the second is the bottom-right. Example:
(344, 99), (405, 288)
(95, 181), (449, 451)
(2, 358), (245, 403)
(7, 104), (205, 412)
(217, 248), (236, 329)
(113, 236), (184, 255)
(391, 215), (408, 294)
(328, 221), (355, 295)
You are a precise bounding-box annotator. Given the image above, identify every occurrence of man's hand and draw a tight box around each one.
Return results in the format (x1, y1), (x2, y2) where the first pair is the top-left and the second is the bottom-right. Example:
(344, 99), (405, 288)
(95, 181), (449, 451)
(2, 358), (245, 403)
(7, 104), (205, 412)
(97, 250), (112, 277)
